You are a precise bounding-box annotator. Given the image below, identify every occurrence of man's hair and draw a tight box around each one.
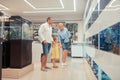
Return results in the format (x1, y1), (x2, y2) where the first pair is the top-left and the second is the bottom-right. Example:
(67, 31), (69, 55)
(47, 17), (52, 22)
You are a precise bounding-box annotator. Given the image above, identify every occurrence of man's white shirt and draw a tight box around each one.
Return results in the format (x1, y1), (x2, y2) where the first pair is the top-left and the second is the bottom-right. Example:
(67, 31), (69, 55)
(38, 22), (53, 43)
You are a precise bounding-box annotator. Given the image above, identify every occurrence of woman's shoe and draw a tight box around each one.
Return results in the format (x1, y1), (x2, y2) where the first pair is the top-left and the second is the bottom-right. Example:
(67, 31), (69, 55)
(41, 68), (47, 72)
(61, 63), (67, 66)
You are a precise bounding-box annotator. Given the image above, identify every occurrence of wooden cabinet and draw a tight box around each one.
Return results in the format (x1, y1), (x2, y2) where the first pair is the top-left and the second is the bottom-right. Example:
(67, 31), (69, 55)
(10, 40), (32, 68)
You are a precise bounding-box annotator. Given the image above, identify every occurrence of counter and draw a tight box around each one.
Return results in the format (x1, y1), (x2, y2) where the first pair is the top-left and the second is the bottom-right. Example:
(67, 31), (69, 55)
(71, 43), (84, 57)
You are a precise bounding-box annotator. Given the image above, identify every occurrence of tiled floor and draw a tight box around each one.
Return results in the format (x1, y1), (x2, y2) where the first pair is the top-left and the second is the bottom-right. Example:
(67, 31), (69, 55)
(2, 58), (90, 80)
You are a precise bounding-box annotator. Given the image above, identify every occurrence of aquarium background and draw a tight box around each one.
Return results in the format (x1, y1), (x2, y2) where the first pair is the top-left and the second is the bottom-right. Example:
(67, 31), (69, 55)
(86, 22), (120, 55)
(100, 22), (120, 55)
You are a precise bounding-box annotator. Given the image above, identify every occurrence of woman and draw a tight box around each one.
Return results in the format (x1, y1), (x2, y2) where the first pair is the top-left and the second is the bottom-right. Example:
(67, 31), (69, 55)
(58, 23), (71, 65)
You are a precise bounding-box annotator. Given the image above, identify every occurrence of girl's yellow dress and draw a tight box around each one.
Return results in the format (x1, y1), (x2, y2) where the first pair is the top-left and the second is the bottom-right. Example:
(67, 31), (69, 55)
(51, 43), (60, 59)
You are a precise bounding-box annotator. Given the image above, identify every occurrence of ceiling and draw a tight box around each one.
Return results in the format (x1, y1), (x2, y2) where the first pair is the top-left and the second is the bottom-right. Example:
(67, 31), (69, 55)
(0, 0), (87, 23)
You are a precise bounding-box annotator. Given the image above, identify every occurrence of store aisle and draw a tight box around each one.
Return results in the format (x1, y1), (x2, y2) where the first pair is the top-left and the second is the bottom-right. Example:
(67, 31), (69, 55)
(2, 58), (91, 80)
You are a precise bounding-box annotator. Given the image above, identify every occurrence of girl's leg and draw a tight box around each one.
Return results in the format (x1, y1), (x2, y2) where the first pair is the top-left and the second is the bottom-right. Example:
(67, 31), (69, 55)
(52, 58), (56, 66)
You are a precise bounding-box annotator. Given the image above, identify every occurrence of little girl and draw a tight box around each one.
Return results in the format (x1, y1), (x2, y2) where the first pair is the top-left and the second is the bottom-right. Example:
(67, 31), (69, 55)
(51, 37), (61, 68)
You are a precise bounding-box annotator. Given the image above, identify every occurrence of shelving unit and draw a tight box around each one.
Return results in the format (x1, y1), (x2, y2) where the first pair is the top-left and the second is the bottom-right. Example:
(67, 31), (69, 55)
(0, 12), (4, 80)
(32, 24), (40, 41)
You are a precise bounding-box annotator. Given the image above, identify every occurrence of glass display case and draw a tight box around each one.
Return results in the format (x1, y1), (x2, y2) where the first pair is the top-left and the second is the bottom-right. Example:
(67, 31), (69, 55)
(86, 34), (98, 49)
(99, 0), (111, 14)
(100, 22), (120, 55)
(66, 23), (78, 42)
(87, 4), (99, 30)
(86, 22), (120, 55)
(9, 16), (33, 40)
(86, 0), (111, 30)
(65, 23), (78, 56)
(8, 16), (33, 68)
(32, 24), (41, 40)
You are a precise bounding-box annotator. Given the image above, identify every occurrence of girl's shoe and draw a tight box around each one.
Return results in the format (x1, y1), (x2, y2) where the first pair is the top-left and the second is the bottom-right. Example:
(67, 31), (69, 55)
(53, 65), (58, 68)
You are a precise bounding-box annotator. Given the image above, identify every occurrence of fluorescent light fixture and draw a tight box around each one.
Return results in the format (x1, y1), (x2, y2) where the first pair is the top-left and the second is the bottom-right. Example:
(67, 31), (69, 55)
(0, 4), (9, 10)
(103, 8), (120, 11)
(24, 0), (64, 10)
(24, 10), (74, 13)
(102, 0), (120, 11)
(23, 0), (76, 13)
(109, 0), (120, 7)
(73, 0), (76, 12)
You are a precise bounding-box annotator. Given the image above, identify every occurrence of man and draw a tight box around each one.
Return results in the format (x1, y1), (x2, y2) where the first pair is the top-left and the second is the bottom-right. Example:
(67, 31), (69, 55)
(58, 23), (71, 65)
(38, 17), (54, 71)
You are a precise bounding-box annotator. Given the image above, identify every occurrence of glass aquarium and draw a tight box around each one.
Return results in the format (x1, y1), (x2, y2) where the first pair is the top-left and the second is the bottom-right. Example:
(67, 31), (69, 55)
(101, 68), (111, 80)
(87, 4), (99, 30)
(9, 16), (33, 40)
(22, 22), (33, 40)
(86, 34), (98, 49)
(0, 13), (4, 38)
(100, 22), (120, 55)
(99, 0), (111, 14)
(92, 61), (99, 79)
(92, 61), (111, 80)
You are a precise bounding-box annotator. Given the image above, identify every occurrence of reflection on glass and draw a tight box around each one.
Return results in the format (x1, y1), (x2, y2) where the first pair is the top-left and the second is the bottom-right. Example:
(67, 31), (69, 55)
(99, 0), (111, 14)
(0, 16), (2, 38)
(86, 22), (120, 55)
(92, 34), (98, 49)
(86, 53), (92, 65)
(86, 34), (98, 48)
(101, 68), (111, 80)
(9, 17), (22, 39)
(0, 15), (3, 38)
(100, 22), (120, 55)
(91, 4), (99, 24)
(87, 4), (99, 30)
(22, 23), (33, 40)
(92, 61), (111, 80)
(86, 55), (111, 80)
(92, 61), (99, 79)
(66, 23), (78, 42)
(85, 0), (93, 18)
(9, 16), (33, 40)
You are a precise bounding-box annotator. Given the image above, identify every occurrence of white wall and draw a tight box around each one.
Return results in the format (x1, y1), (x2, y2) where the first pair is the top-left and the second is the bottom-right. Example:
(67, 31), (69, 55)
(77, 21), (84, 43)
(84, 0), (120, 80)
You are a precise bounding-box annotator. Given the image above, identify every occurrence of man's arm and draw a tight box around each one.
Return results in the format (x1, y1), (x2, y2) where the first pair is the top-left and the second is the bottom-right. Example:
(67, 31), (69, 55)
(38, 25), (45, 43)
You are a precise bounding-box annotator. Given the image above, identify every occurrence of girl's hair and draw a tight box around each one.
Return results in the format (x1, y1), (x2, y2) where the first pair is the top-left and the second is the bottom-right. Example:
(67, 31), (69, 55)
(53, 37), (58, 41)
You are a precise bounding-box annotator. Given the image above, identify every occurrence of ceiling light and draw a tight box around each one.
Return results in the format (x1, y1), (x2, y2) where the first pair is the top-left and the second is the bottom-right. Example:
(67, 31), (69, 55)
(24, 10), (75, 13)
(0, 4), (9, 10)
(103, 0), (120, 11)
(108, 0), (120, 7)
(74, 0), (76, 12)
(23, 0), (76, 13)
(24, 0), (64, 10)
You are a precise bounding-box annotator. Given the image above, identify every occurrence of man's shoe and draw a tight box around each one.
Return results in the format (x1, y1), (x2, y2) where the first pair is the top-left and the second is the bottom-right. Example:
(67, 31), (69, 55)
(45, 67), (52, 69)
